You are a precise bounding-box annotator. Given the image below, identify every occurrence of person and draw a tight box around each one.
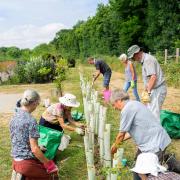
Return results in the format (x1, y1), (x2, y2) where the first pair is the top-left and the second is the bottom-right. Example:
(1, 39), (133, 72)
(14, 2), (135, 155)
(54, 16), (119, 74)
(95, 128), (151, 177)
(39, 93), (85, 136)
(119, 53), (140, 101)
(87, 57), (112, 91)
(110, 89), (171, 180)
(131, 153), (180, 180)
(10, 89), (59, 179)
(127, 45), (167, 121)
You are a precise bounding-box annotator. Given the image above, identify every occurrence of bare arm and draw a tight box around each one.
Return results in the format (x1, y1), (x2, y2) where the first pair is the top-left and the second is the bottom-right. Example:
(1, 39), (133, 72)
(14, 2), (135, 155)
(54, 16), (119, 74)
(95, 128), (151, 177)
(67, 112), (85, 128)
(111, 132), (131, 155)
(93, 70), (101, 82)
(58, 117), (76, 131)
(129, 63), (135, 81)
(30, 138), (49, 164)
(146, 74), (157, 92)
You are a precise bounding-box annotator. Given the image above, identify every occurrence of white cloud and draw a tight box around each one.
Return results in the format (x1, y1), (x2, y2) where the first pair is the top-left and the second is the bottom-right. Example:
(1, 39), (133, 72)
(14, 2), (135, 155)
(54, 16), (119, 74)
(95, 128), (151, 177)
(0, 23), (67, 49)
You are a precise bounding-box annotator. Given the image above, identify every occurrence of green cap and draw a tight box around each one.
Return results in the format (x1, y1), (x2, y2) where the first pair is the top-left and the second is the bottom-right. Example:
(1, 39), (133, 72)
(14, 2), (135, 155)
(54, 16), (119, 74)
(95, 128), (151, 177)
(127, 45), (140, 59)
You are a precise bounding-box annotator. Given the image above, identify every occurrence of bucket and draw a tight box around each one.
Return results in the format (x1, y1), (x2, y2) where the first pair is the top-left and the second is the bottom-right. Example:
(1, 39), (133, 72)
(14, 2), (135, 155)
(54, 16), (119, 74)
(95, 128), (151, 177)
(103, 90), (111, 102)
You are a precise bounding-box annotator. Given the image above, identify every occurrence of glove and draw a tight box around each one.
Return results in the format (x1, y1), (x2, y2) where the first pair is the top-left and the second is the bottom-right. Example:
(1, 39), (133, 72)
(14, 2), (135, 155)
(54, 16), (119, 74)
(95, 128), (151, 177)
(43, 160), (58, 174)
(75, 127), (85, 135)
(141, 91), (150, 104)
(130, 81), (135, 88)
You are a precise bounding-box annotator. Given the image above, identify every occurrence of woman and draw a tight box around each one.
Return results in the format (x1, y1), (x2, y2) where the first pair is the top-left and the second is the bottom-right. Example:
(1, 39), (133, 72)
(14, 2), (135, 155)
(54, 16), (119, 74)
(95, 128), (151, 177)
(39, 93), (85, 136)
(10, 89), (58, 180)
(119, 53), (140, 101)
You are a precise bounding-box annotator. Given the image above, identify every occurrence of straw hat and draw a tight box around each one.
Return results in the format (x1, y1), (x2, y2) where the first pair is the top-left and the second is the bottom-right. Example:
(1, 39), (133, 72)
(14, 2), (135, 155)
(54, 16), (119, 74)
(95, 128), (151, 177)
(59, 93), (80, 108)
(131, 153), (167, 176)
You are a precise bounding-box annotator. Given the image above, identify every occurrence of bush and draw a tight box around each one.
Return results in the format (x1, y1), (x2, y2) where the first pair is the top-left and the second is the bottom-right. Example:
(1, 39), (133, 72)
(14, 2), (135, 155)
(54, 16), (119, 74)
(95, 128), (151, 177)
(13, 56), (56, 83)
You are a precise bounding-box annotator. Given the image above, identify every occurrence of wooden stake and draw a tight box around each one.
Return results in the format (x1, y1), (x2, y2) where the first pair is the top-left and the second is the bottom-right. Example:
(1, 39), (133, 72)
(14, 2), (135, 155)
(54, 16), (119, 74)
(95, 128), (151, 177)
(165, 49), (167, 64)
(176, 48), (179, 63)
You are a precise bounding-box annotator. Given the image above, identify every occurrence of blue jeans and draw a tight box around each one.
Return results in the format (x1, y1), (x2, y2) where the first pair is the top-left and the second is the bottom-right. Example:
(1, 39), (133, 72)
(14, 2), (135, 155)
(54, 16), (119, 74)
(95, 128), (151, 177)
(123, 81), (140, 101)
(103, 71), (111, 88)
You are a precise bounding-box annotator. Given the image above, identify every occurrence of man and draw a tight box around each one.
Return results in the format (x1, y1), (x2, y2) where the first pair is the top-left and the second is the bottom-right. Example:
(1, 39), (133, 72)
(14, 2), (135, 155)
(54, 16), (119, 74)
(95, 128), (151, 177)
(110, 89), (171, 180)
(87, 57), (112, 91)
(127, 45), (167, 121)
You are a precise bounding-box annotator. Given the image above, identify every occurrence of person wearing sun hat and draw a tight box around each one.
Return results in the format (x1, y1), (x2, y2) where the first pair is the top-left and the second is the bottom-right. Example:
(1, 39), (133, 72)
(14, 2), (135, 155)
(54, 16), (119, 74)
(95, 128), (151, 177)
(127, 45), (167, 122)
(39, 93), (85, 137)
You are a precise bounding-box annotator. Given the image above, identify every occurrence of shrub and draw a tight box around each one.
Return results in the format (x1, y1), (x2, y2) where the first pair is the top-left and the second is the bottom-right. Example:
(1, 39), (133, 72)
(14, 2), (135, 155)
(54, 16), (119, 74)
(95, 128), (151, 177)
(13, 56), (56, 83)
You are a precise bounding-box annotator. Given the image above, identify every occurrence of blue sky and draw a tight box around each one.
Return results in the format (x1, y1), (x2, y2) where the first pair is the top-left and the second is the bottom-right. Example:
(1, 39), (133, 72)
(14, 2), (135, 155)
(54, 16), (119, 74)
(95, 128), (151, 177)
(0, 0), (108, 49)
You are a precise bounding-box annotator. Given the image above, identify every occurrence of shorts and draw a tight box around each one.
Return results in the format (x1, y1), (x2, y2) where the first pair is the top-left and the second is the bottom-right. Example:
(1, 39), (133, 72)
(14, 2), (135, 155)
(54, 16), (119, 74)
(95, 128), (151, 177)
(103, 71), (111, 87)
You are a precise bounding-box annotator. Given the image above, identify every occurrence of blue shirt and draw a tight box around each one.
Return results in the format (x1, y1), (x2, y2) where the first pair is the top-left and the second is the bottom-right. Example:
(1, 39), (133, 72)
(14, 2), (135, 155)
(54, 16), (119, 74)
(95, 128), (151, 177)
(120, 100), (171, 153)
(95, 59), (111, 75)
(10, 108), (40, 159)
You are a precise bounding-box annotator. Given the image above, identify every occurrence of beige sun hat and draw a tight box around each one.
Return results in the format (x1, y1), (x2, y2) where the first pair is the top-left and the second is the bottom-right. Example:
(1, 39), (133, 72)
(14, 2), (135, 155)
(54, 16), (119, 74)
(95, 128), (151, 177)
(131, 153), (167, 177)
(59, 93), (80, 108)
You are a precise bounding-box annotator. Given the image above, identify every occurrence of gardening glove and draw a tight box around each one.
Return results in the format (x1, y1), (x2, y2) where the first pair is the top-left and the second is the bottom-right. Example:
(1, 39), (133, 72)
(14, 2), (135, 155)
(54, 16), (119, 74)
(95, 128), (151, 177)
(43, 160), (58, 174)
(75, 127), (85, 136)
(141, 91), (150, 104)
(130, 81), (135, 88)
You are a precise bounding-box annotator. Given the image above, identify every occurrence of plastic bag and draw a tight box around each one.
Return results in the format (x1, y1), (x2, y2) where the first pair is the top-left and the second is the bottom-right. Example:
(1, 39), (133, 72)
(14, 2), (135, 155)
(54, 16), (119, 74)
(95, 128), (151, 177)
(160, 110), (180, 139)
(38, 125), (63, 159)
(58, 134), (71, 151)
(71, 110), (84, 121)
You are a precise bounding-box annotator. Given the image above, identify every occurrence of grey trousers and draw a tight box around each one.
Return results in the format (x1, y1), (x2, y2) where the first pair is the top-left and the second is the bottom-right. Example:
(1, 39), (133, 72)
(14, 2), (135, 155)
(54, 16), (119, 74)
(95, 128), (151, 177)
(147, 84), (167, 122)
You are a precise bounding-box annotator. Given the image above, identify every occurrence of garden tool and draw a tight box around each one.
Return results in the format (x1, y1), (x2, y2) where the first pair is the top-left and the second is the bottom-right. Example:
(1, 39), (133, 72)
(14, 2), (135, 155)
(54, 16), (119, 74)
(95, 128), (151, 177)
(141, 91), (150, 104)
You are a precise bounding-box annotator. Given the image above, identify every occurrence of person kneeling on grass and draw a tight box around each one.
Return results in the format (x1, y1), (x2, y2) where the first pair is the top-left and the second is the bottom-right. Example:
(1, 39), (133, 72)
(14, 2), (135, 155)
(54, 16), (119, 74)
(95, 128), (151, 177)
(10, 89), (58, 180)
(131, 153), (180, 180)
(110, 89), (171, 180)
(39, 93), (85, 150)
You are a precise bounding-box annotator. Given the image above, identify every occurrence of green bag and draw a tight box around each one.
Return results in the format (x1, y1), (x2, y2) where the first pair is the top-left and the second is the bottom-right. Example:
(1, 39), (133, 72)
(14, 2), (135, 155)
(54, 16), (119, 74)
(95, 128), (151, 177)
(38, 125), (63, 159)
(160, 110), (180, 139)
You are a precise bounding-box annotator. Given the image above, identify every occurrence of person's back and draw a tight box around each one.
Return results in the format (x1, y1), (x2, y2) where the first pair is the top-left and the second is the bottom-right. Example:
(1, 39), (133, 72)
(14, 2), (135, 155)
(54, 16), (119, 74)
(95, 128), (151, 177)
(95, 59), (111, 75)
(10, 108), (39, 159)
(121, 100), (171, 153)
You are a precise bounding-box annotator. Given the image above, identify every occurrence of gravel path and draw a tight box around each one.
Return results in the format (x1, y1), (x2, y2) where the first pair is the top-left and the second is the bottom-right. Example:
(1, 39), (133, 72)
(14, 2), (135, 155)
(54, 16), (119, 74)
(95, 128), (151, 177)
(0, 93), (21, 113)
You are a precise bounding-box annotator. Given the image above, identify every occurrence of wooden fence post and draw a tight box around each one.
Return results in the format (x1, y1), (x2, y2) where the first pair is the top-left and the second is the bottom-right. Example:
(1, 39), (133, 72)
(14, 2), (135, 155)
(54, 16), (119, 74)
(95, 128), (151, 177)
(164, 49), (167, 64)
(176, 48), (179, 63)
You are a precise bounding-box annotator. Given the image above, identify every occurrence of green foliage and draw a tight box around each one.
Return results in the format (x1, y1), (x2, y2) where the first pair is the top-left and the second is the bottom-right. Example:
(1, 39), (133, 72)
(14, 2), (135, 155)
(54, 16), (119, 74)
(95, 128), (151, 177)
(13, 56), (56, 83)
(53, 58), (68, 92)
(38, 67), (51, 76)
(50, 0), (179, 59)
(161, 62), (180, 88)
